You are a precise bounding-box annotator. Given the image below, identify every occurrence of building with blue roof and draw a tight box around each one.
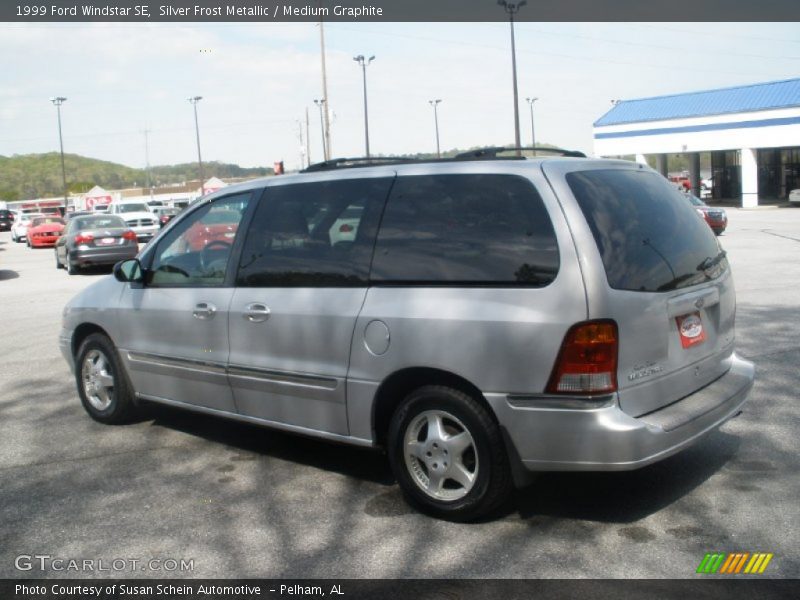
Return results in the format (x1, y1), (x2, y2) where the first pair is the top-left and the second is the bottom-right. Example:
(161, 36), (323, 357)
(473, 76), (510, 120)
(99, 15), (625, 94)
(593, 78), (800, 207)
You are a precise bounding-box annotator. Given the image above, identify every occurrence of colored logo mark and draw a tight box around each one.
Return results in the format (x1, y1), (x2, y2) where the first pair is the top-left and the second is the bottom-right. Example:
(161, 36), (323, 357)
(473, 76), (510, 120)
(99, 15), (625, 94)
(696, 552), (773, 574)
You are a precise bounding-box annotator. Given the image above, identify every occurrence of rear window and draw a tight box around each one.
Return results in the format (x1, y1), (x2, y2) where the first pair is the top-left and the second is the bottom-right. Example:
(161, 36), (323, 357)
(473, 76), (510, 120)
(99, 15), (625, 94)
(567, 169), (727, 292)
(74, 216), (127, 231)
(371, 174), (559, 285)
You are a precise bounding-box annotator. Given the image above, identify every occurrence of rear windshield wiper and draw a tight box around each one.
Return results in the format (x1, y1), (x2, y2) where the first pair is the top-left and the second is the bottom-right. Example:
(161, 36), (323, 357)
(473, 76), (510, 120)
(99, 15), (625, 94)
(697, 250), (727, 272)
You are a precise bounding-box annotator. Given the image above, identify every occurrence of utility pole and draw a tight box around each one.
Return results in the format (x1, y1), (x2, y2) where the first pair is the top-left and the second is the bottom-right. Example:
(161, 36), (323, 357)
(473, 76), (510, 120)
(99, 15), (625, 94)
(319, 15), (332, 160)
(313, 99), (327, 161)
(499, 1), (526, 156)
(143, 127), (153, 198)
(188, 96), (205, 196)
(305, 107), (311, 166)
(525, 97), (538, 155)
(429, 99), (442, 158)
(50, 97), (68, 211)
(296, 120), (305, 169)
(353, 54), (375, 158)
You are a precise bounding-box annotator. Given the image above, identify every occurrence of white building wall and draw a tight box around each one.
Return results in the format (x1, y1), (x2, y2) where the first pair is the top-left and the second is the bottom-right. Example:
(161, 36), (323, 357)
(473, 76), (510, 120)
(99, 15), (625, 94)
(594, 106), (800, 156)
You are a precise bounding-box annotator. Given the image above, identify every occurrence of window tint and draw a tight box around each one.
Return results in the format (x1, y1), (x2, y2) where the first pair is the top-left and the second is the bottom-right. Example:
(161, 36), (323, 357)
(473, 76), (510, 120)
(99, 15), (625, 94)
(371, 174), (559, 285)
(567, 169), (727, 292)
(148, 193), (251, 286)
(236, 178), (392, 286)
(74, 216), (127, 231)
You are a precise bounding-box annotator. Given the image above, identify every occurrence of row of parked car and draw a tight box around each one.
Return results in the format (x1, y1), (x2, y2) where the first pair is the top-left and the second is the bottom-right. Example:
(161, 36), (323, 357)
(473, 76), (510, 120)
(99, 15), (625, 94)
(1, 201), (186, 274)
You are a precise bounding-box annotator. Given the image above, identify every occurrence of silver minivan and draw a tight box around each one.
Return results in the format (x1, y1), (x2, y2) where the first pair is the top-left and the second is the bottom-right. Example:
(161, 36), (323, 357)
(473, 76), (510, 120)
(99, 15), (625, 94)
(60, 152), (754, 520)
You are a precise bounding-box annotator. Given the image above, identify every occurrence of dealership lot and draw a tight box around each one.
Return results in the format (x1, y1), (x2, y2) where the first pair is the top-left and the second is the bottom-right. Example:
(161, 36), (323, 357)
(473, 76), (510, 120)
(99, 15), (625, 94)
(0, 207), (798, 579)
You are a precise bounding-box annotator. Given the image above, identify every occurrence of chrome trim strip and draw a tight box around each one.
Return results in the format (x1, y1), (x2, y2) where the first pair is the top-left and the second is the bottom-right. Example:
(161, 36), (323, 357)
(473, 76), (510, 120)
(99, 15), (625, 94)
(126, 351), (339, 390)
(126, 351), (227, 374)
(506, 393), (617, 410)
(136, 393), (374, 448)
(227, 364), (338, 390)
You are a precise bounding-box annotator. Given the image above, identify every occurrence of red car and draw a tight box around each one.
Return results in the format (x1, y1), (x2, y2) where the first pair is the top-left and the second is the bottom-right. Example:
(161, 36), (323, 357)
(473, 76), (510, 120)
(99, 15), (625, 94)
(27, 216), (66, 248)
(685, 194), (727, 236)
(183, 209), (240, 251)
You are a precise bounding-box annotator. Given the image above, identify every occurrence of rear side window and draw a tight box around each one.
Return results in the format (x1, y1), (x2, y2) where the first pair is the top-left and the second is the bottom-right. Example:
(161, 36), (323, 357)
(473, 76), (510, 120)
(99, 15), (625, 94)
(567, 169), (727, 292)
(371, 174), (559, 285)
(236, 178), (393, 286)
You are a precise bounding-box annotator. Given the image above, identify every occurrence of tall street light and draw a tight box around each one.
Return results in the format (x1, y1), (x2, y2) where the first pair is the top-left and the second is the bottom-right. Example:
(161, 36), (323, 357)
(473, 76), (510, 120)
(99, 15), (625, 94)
(318, 17), (332, 160)
(50, 97), (68, 211)
(429, 99), (442, 158)
(525, 97), (538, 155)
(313, 99), (327, 161)
(188, 96), (205, 196)
(353, 54), (375, 158)
(499, 0), (526, 156)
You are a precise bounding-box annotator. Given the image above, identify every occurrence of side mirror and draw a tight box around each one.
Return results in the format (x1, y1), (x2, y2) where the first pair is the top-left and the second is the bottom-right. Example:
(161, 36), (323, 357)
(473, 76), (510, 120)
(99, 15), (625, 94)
(113, 258), (143, 283)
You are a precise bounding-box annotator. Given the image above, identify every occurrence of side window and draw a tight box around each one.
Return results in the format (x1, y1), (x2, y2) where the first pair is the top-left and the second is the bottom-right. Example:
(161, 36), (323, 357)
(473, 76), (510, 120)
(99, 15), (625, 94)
(148, 193), (251, 286)
(236, 178), (393, 286)
(371, 174), (559, 285)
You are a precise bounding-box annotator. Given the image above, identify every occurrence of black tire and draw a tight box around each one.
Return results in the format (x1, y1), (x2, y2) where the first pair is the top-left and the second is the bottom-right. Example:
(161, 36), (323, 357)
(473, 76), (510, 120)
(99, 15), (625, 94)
(67, 252), (79, 275)
(387, 385), (513, 521)
(75, 333), (138, 424)
(55, 249), (64, 269)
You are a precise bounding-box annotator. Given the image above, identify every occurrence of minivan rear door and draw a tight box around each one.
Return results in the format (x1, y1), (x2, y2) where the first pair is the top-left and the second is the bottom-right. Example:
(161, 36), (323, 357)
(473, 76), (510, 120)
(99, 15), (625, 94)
(543, 161), (737, 417)
(227, 173), (395, 435)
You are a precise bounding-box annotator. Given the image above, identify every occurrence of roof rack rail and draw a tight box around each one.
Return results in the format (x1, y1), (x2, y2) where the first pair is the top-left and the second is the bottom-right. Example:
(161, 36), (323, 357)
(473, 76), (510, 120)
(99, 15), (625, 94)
(454, 146), (587, 159)
(302, 156), (420, 172)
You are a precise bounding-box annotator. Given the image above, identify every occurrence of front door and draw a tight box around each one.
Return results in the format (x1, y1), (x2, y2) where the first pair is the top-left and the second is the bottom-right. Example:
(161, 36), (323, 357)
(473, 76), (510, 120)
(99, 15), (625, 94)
(227, 175), (394, 434)
(116, 192), (254, 412)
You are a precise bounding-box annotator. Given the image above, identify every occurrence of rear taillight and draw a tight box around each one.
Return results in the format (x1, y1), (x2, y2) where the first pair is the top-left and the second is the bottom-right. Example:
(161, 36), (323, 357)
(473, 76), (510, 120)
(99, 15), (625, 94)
(122, 230), (137, 241)
(74, 233), (94, 244)
(546, 320), (618, 395)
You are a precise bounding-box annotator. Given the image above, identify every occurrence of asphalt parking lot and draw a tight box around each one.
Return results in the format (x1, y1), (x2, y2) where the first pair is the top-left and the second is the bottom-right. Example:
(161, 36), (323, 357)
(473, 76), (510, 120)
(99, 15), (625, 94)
(0, 208), (798, 579)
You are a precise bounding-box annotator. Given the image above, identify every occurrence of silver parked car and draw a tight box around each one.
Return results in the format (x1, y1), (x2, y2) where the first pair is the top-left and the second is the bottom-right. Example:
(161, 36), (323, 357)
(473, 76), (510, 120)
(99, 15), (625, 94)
(60, 151), (754, 520)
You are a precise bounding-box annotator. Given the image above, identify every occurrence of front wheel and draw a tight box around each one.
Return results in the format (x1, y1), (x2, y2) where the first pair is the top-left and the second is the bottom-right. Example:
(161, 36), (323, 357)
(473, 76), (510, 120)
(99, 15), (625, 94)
(75, 333), (137, 424)
(387, 385), (513, 521)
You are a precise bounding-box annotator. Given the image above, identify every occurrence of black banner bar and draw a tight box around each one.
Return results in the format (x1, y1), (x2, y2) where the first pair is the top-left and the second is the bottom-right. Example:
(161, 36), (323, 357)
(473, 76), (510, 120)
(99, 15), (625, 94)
(3, 0), (800, 23)
(2, 579), (799, 600)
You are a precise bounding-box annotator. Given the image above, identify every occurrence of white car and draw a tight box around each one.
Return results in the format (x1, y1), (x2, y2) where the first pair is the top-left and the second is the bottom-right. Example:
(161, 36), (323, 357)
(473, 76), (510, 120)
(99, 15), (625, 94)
(789, 189), (800, 205)
(11, 213), (45, 243)
(107, 201), (160, 242)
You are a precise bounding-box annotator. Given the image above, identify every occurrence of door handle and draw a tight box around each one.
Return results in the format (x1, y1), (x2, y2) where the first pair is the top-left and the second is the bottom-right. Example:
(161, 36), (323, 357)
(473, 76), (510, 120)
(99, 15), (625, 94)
(243, 302), (271, 323)
(192, 302), (217, 320)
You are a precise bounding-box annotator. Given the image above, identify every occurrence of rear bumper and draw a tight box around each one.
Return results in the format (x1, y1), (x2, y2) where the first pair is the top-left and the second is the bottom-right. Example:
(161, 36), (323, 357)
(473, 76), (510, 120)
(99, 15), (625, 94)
(486, 353), (754, 472)
(72, 245), (139, 266)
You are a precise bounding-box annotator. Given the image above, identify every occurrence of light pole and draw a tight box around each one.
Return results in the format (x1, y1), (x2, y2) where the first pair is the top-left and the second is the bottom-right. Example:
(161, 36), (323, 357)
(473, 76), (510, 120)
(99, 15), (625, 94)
(314, 99), (327, 161)
(188, 96), (205, 195)
(50, 97), (68, 211)
(353, 54), (375, 158)
(499, 0), (526, 156)
(319, 17), (332, 160)
(429, 99), (442, 158)
(525, 97), (538, 155)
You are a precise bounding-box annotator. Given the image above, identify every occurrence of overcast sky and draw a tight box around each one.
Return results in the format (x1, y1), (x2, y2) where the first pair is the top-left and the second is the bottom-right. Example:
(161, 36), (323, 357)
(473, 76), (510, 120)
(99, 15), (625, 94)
(1, 21), (798, 171)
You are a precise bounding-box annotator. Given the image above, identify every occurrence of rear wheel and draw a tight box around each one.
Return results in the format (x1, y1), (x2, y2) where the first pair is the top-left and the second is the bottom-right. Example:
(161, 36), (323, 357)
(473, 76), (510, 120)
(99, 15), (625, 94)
(388, 385), (513, 521)
(67, 252), (79, 275)
(75, 333), (137, 424)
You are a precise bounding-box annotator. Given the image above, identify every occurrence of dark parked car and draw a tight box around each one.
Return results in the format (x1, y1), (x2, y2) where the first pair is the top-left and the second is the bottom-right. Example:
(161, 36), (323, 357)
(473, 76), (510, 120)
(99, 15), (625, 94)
(55, 214), (139, 274)
(153, 206), (180, 227)
(0, 209), (14, 231)
(685, 193), (727, 235)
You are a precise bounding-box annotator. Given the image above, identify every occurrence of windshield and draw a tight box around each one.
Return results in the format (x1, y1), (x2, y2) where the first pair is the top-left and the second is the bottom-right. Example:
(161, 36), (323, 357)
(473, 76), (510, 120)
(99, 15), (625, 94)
(117, 203), (150, 213)
(567, 169), (727, 293)
(685, 194), (705, 207)
(31, 217), (65, 227)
